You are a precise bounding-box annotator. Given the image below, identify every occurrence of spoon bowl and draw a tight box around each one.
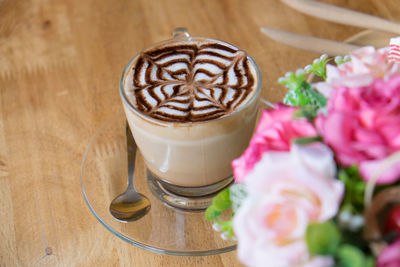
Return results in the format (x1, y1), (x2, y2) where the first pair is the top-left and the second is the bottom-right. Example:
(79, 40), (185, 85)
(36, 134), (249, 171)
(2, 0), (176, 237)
(109, 123), (151, 222)
(110, 191), (151, 222)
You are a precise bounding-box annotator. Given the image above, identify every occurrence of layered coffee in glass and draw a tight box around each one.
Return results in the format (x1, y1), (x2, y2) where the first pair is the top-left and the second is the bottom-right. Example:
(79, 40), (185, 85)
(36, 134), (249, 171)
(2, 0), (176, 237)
(120, 28), (261, 210)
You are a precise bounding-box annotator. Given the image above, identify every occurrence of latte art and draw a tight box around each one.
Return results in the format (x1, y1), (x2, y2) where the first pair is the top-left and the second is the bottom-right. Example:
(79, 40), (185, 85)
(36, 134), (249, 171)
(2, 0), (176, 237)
(126, 40), (257, 122)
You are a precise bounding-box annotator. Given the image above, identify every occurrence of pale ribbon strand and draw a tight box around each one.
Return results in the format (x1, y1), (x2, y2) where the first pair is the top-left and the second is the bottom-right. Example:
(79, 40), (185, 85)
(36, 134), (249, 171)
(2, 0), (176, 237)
(260, 98), (274, 108)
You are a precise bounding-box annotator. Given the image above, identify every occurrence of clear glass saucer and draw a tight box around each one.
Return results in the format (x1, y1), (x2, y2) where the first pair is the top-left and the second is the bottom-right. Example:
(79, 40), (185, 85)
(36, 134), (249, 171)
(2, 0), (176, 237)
(80, 114), (237, 256)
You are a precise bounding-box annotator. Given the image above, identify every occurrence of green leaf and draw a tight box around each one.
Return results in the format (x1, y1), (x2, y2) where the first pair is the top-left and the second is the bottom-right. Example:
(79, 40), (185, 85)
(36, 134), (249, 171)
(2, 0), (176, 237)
(280, 70), (309, 108)
(335, 244), (368, 267)
(212, 220), (235, 240)
(281, 76), (326, 110)
(217, 220), (232, 231)
(304, 54), (330, 79)
(280, 56), (329, 110)
(206, 188), (236, 240)
(306, 221), (341, 255)
(293, 136), (322, 145)
(293, 106), (319, 121)
(334, 55), (351, 66)
(205, 206), (222, 221)
(365, 257), (375, 267)
(279, 70), (306, 92)
(212, 188), (231, 211)
(304, 82), (327, 107)
(217, 221), (235, 238)
(229, 183), (247, 213)
(338, 166), (366, 214)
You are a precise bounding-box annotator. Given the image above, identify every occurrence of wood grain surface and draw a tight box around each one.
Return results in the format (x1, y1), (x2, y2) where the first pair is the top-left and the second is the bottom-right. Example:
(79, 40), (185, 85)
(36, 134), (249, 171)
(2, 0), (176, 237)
(1, 0), (399, 266)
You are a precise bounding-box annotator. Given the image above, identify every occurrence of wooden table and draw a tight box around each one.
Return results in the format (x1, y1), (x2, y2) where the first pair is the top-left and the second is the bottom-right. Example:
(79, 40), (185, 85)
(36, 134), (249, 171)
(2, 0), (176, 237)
(1, 0), (399, 266)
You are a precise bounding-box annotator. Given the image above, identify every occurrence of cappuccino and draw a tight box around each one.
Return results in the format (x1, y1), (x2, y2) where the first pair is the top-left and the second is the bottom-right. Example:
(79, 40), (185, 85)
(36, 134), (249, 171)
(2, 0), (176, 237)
(124, 39), (257, 122)
(121, 33), (261, 188)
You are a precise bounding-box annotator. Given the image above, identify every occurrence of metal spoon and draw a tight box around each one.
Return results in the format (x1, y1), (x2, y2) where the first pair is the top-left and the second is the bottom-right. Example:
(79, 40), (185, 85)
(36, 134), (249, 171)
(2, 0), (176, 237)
(109, 123), (150, 222)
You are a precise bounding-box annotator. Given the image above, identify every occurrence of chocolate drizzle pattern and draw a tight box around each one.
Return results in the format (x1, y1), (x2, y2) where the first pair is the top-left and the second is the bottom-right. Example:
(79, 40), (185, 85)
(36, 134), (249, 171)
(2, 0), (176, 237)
(129, 41), (256, 122)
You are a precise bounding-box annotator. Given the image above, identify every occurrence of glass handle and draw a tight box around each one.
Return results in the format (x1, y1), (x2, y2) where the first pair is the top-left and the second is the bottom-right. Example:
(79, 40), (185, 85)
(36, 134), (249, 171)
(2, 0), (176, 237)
(173, 27), (190, 39)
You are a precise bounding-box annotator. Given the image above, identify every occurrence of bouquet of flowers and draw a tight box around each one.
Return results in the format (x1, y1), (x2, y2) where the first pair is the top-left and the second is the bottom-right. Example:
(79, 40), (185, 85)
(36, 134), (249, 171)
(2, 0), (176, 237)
(205, 45), (400, 267)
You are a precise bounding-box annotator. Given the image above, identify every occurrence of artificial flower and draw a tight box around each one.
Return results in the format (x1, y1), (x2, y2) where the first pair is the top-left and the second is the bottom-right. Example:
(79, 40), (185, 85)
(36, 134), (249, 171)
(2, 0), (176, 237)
(231, 104), (317, 183)
(377, 238), (400, 267)
(317, 76), (400, 184)
(207, 43), (400, 267)
(233, 144), (343, 267)
(314, 46), (400, 97)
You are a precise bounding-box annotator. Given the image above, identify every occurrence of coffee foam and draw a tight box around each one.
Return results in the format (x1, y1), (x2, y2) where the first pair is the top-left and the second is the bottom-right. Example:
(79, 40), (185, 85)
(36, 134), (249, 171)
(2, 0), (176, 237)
(124, 39), (258, 122)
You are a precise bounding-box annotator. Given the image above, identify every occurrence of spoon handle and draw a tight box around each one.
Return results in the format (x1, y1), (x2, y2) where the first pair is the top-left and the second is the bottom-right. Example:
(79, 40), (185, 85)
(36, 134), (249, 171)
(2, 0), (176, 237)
(126, 123), (137, 189)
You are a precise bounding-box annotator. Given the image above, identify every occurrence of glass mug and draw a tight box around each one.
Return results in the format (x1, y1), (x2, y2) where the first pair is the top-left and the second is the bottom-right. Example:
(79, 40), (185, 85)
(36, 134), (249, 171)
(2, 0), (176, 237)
(120, 28), (262, 210)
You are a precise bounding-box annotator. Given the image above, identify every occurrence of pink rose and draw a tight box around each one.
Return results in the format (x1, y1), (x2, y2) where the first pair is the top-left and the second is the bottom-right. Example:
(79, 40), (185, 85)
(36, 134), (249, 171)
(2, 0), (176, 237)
(377, 238), (400, 267)
(317, 76), (400, 184)
(232, 104), (317, 183)
(233, 144), (343, 267)
(314, 46), (400, 97)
